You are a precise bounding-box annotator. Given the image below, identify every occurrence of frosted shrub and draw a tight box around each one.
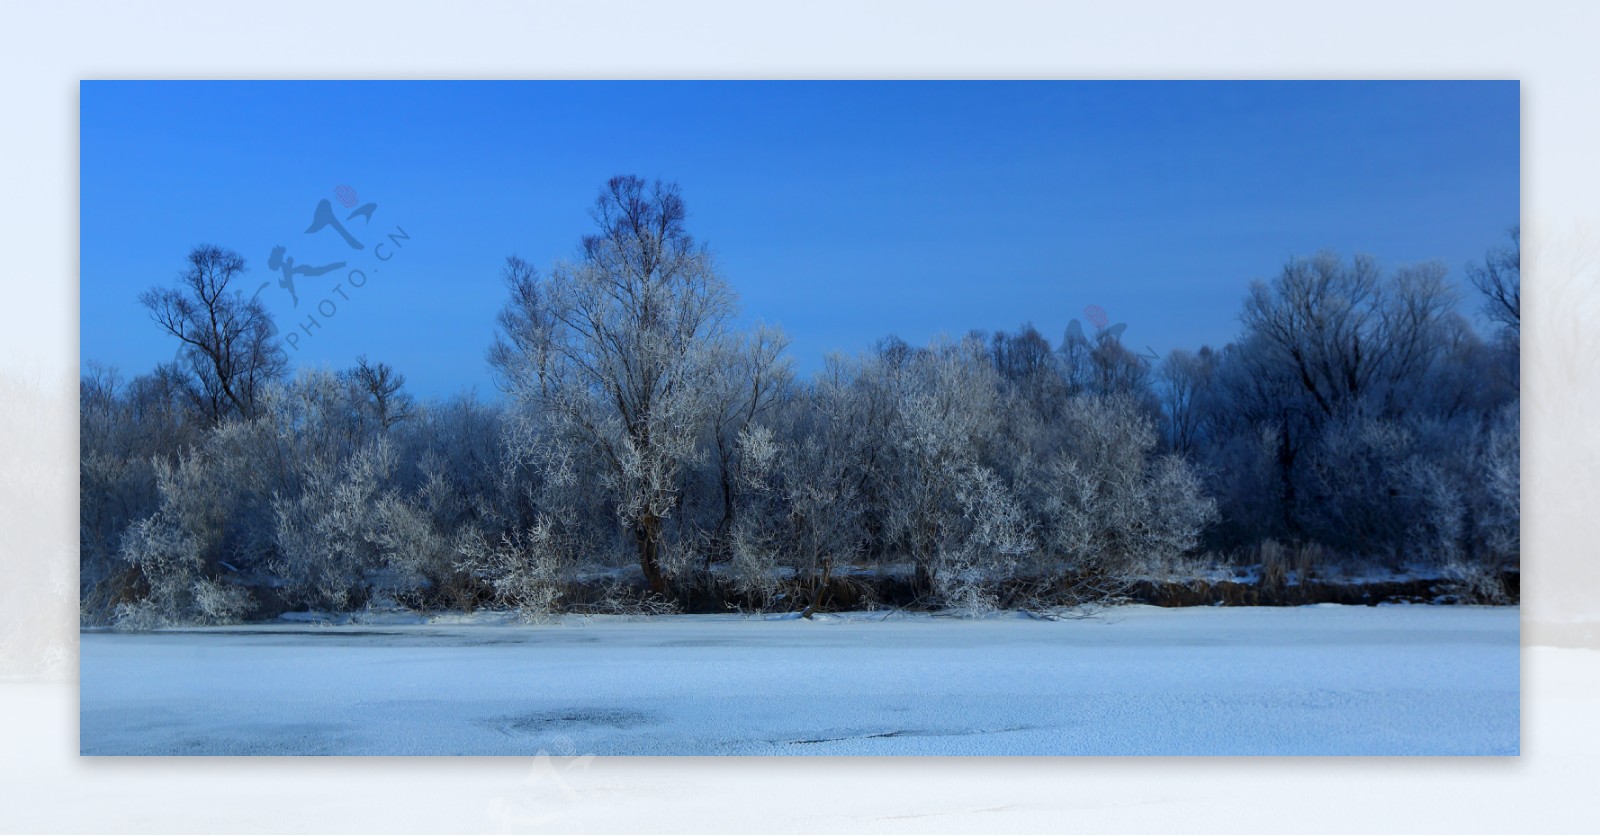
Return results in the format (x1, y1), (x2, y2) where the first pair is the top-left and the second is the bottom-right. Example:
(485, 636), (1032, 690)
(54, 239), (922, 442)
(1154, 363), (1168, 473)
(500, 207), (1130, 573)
(455, 518), (570, 621)
(272, 437), (446, 610)
(112, 448), (255, 629)
(113, 502), (256, 628)
(736, 424), (780, 487)
(115, 511), (202, 629)
(1441, 556), (1511, 604)
(932, 466), (1034, 614)
(726, 526), (782, 608)
(365, 492), (450, 600)
(272, 453), (378, 611)
(1476, 404), (1520, 561)
(1145, 454), (1217, 559)
(1401, 456), (1466, 566)
(109, 602), (160, 632)
(191, 577), (256, 623)
(875, 336), (1038, 602)
(723, 424), (784, 605)
(585, 577), (680, 617)
(1037, 394), (1217, 586)
(1299, 415), (1418, 562)
(723, 395), (867, 613)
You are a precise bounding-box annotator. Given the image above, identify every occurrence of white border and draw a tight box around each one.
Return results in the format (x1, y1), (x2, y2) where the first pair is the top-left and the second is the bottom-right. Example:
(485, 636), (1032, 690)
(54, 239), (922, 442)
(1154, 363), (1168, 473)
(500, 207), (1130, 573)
(3, 1), (1597, 832)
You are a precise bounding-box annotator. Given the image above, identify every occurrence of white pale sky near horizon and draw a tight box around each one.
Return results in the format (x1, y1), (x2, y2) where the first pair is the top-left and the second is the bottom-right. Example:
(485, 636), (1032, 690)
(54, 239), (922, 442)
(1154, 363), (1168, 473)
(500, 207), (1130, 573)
(77, 80), (1519, 399)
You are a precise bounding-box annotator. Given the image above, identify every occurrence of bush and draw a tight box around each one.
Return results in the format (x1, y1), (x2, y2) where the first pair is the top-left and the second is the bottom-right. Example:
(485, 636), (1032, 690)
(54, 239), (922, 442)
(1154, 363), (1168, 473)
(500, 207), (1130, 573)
(191, 578), (256, 623)
(455, 519), (570, 622)
(1036, 394), (1218, 583)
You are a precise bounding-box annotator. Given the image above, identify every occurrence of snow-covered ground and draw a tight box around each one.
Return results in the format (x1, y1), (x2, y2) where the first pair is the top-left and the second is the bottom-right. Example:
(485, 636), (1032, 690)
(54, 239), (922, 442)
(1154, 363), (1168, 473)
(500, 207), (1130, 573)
(79, 604), (1519, 756)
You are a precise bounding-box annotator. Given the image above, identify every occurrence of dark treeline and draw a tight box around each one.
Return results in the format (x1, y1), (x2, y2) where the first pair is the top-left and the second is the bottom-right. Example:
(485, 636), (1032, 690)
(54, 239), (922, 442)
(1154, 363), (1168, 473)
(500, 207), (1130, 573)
(80, 177), (1520, 626)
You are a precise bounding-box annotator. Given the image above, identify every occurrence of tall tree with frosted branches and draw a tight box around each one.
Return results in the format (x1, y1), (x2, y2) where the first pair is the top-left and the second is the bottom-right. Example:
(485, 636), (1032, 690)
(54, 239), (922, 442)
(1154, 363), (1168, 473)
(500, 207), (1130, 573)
(490, 176), (738, 595)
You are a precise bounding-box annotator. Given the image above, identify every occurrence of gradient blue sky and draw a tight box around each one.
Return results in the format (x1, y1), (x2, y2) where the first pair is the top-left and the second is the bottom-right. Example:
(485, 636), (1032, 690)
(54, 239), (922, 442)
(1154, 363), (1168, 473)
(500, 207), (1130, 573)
(80, 81), (1519, 398)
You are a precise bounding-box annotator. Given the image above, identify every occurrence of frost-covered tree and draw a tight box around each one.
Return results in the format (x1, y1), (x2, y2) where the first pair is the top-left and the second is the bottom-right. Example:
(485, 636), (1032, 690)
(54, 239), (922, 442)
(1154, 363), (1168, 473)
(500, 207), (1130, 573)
(271, 436), (448, 610)
(113, 433), (258, 628)
(82, 199), (1521, 620)
(254, 370), (453, 611)
(1474, 403), (1520, 563)
(871, 336), (1035, 602)
(489, 176), (739, 596)
(706, 323), (793, 557)
(726, 358), (870, 613)
(1220, 253), (1461, 541)
(1033, 393), (1217, 583)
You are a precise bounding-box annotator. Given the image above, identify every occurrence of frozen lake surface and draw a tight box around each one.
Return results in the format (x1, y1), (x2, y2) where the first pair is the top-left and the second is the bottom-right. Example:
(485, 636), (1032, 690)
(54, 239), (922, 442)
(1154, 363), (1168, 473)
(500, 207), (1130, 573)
(79, 604), (1519, 755)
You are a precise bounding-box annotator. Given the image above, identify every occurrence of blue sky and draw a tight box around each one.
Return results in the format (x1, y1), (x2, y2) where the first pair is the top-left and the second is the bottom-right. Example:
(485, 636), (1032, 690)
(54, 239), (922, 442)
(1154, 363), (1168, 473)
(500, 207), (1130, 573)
(80, 81), (1519, 398)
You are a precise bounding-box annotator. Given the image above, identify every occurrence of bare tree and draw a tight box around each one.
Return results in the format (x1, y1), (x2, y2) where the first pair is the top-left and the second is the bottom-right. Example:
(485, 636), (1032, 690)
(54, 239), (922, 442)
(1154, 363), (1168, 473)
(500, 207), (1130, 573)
(1157, 346), (1217, 454)
(990, 325), (1054, 385)
(1058, 324), (1094, 395)
(1467, 225), (1520, 336)
(1088, 330), (1151, 398)
(139, 245), (286, 423)
(1241, 252), (1456, 421)
(490, 176), (738, 596)
(347, 355), (415, 431)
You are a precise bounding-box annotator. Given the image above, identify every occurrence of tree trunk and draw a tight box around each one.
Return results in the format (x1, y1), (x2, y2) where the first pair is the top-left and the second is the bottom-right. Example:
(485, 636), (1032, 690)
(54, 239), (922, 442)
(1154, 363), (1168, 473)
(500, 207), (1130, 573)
(707, 447), (735, 570)
(634, 514), (669, 597)
(1276, 416), (1299, 536)
(801, 558), (833, 619)
(914, 560), (936, 599)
